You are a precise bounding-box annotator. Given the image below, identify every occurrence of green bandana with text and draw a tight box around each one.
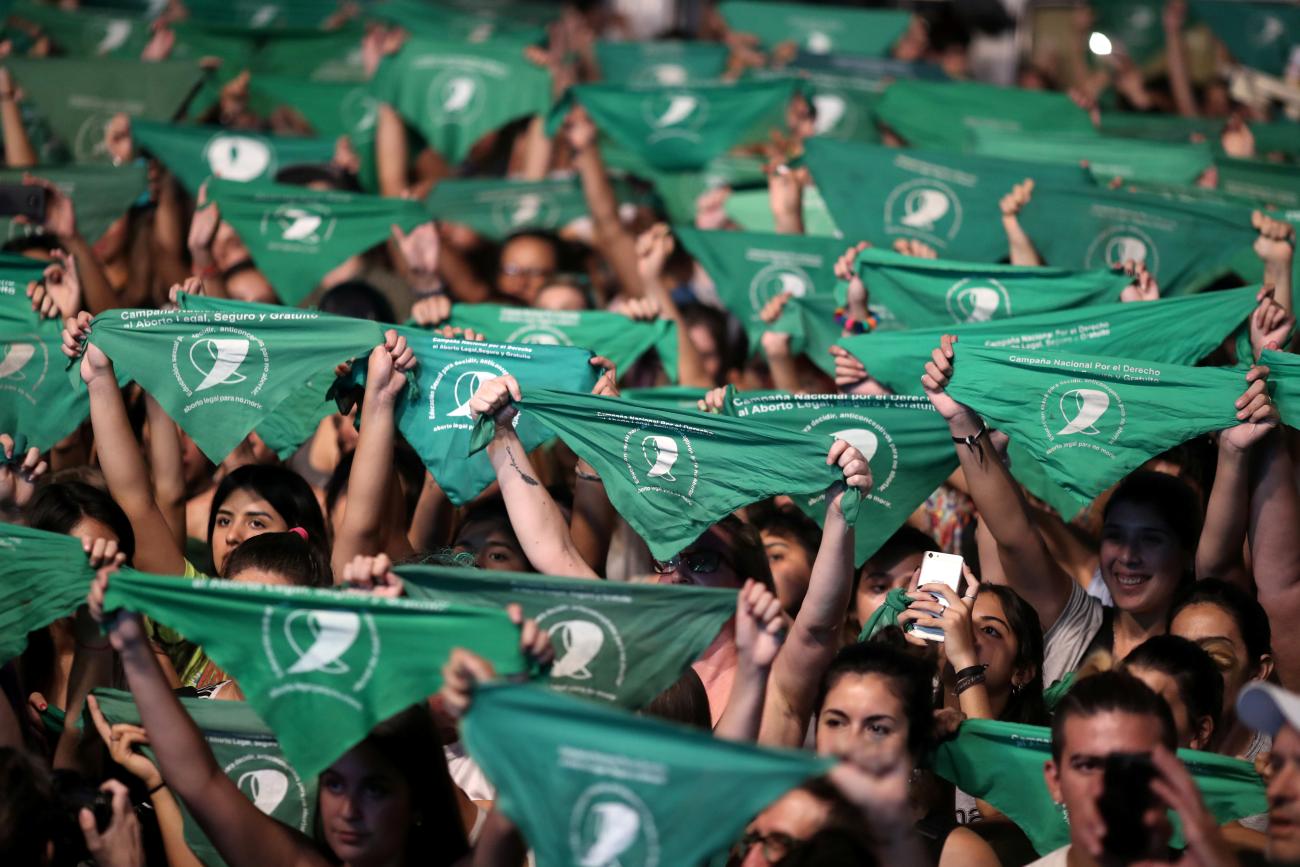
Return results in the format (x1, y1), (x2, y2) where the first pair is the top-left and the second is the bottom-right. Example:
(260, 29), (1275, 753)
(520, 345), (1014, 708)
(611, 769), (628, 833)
(803, 137), (1092, 262)
(446, 304), (678, 381)
(674, 227), (843, 348)
(840, 287), (1259, 396)
(206, 178), (428, 305)
(371, 36), (552, 165)
(470, 389), (861, 559)
(102, 567), (529, 780)
(722, 391), (955, 565)
(547, 80), (798, 172)
(462, 682), (835, 867)
(400, 565), (736, 708)
(1, 271), (92, 450)
(74, 305), (383, 462)
(348, 330), (598, 506)
(5, 57), (204, 163)
(875, 79), (1093, 151)
(132, 120), (337, 196)
(425, 176), (648, 241)
(88, 687), (315, 867)
(847, 247), (1133, 331)
(1018, 184), (1261, 294)
(946, 347), (1246, 511)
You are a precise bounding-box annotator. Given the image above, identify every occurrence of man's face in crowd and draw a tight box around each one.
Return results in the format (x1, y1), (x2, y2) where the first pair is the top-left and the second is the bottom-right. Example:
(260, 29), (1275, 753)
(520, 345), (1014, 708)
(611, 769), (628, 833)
(853, 551), (923, 628)
(497, 236), (557, 304)
(815, 672), (908, 760)
(1045, 711), (1170, 857)
(1100, 500), (1188, 618)
(319, 742), (412, 866)
(738, 788), (830, 867)
(1266, 725), (1300, 863)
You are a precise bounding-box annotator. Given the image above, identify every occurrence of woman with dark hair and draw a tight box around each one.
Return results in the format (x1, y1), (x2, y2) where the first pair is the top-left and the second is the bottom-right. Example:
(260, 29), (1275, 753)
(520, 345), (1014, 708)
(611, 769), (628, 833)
(1169, 579), (1274, 760)
(1121, 634), (1223, 751)
(206, 465), (329, 576)
(811, 641), (1001, 867)
(26, 480), (136, 563)
(85, 566), (552, 867)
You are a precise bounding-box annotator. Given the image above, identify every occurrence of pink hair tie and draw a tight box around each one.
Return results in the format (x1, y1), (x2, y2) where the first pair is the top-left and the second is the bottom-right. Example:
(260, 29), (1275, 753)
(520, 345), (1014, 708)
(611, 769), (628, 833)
(289, 527), (308, 541)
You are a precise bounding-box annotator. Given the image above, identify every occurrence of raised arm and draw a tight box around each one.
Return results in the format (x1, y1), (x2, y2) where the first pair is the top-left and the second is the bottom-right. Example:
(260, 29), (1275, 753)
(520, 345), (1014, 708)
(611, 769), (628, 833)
(27, 175), (117, 314)
(1245, 371), (1300, 689)
(1253, 212), (1295, 319)
(999, 179), (1044, 267)
(0, 68), (36, 167)
(564, 107), (643, 298)
(758, 292), (801, 393)
(715, 580), (787, 742)
(1199, 298), (1291, 584)
(331, 330), (417, 578)
(63, 313), (187, 576)
(1163, 0), (1198, 118)
(469, 375), (599, 579)
(760, 442), (868, 747)
(767, 163), (807, 236)
(87, 569), (327, 867)
(922, 335), (1075, 630)
(146, 393), (188, 555)
(637, 224), (712, 387)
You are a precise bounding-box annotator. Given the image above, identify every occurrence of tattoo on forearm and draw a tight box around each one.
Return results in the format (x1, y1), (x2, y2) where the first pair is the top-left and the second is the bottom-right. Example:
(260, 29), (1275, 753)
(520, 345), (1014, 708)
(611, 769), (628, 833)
(505, 443), (539, 486)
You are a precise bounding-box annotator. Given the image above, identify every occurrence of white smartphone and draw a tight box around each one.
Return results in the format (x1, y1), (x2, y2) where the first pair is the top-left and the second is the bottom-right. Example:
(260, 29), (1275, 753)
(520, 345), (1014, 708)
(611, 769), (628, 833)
(912, 551), (964, 643)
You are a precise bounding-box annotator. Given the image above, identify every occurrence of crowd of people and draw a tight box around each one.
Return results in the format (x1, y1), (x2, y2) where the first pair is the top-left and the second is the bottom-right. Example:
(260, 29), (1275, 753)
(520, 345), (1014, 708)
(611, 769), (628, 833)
(1, 0), (1300, 865)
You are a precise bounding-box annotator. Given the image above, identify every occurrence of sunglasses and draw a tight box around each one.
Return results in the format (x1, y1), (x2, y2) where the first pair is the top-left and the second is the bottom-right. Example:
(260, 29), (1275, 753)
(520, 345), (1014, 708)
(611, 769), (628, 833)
(652, 549), (727, 575)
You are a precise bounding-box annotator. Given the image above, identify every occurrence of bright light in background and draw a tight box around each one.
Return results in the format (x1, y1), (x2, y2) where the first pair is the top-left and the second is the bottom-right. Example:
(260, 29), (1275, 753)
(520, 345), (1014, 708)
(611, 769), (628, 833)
(1089, 32), (1113, 56)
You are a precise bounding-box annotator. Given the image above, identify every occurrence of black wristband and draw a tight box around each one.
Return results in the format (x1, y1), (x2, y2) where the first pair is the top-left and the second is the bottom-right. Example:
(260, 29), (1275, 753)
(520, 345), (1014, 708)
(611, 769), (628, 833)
(148, 782), (167, 796)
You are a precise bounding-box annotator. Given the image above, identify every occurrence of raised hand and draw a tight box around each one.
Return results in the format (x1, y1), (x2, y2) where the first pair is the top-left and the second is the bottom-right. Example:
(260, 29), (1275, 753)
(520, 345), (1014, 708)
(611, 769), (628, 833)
(341, 552), (405, 598)
(61, 311), (111, 384)
(562, 105), (598, 153)
(1253, 211), (1295, 268)
(468, 374), (522, 428)
(79, 779), (144, 867)
(367, 329), (416, 404)
(1220, 364), (1278, 453)
(999, 179), (1034, 218)
(635, 222), (675, 284)
(826, 438), (872, 511)
(411, 294), (452, 327)
(590, 356), (619, 397)
(86, 695), (162, 791)
(696, 386), (728, 413)
(391, 221), (440, 279)
(0, 433), (45, 511)
(1119, 260), (1160, 302)
(893, 238), (938, 259)
(1250, 285), (1295, 359)
(920, 334), (967, 421)
(734, 578), (787, 670)
(21, 173), (76, 240)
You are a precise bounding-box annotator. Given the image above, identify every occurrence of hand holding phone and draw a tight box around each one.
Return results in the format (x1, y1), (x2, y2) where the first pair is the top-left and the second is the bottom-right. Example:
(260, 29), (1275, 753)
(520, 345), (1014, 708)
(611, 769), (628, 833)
(912, 551), (964, 643)
(0, 184), (45, 222)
